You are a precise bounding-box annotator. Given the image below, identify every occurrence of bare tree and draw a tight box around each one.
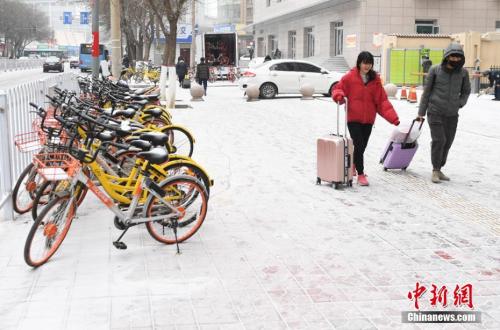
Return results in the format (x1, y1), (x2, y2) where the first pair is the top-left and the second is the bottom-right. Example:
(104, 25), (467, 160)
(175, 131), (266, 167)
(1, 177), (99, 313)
(147, 0), (189, 66)
(0, 0), (51, 57)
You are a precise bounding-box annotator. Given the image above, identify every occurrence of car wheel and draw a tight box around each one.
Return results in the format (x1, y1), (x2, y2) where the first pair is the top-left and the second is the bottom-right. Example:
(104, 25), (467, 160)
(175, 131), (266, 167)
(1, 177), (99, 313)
(259, 83), (277, 99)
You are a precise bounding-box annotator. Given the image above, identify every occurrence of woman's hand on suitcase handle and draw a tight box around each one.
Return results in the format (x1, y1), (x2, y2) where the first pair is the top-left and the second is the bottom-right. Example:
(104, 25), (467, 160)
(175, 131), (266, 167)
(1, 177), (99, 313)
(333, 92), (345, 104)
(415, 115), (425, 122)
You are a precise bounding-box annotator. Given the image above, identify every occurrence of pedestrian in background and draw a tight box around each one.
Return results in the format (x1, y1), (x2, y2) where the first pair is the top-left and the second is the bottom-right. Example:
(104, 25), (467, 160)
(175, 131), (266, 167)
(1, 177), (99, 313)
(264, 55), (272, 62)
(196, 57), (210, 96)
(122, 53), (129, 68)
(417, 43), (471, 183)
(176, 56), (188, 87)
(332, 51), (400, 186)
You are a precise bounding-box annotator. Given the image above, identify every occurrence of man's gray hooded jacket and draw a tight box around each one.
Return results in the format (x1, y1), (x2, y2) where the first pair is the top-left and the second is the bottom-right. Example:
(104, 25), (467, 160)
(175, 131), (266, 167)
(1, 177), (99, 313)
(418, 44), (471, 117)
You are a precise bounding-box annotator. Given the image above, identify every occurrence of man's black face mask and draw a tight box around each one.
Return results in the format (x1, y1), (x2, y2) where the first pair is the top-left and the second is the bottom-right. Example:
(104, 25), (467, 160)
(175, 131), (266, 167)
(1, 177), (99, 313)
(448, 56), (462, 68)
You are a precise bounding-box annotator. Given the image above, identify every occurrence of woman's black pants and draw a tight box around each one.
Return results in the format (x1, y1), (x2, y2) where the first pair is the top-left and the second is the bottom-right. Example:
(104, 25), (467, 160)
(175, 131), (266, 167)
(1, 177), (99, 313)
(347, 122), (373, 175)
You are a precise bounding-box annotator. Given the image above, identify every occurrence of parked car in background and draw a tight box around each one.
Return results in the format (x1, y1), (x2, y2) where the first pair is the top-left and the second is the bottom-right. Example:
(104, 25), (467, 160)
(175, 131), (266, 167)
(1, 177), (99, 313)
(239, 59), (343, 99)
(43, 56), (63, 72)
(69, 56), (79, 69)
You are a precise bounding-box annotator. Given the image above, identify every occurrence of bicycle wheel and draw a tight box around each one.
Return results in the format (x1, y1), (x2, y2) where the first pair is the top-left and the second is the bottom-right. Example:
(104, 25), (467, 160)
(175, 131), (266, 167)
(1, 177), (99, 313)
(24, 195), (76, 267)
(12, 163), (40, 214)
(31, 181), (57, 221)
(160, 160), (211, 196)
(31, 181), (88, 221)
(159, 126), (194, 157)
(145, 175), (208, 245)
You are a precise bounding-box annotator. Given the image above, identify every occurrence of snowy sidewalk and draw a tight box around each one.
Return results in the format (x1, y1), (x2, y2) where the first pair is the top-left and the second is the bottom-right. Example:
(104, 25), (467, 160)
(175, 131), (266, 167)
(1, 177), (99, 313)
(0, 86), (499, 329)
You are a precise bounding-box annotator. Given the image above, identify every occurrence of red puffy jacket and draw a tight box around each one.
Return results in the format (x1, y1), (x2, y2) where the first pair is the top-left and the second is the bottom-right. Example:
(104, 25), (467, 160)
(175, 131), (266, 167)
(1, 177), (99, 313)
(332, 68), (399, 125)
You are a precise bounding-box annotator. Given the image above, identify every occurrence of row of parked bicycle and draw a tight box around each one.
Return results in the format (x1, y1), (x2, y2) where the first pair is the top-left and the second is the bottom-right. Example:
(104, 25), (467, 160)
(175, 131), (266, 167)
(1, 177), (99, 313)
(12, 77), (213, 267)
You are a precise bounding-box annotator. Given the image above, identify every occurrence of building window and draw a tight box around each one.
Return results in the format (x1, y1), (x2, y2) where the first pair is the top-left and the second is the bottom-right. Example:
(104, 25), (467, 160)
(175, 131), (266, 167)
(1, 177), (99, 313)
(257, 37), (265, 57)
(304, 27), (315, 57)
(496, 21), (500, 32)
(268, 35), (277, 57)
(330, 21), (343, 56)
(288, 31), (296, 59)
(415, 20), (439, 34)
(266, 0), (270, 7)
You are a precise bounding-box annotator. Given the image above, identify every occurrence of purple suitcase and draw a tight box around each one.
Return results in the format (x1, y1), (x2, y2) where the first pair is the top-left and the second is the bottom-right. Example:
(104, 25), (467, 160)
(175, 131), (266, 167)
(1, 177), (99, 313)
(379, 119), (425, 171)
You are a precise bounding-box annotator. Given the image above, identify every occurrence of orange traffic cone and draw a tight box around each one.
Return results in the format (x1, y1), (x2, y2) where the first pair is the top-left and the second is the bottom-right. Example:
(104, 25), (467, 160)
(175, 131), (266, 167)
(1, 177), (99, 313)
(400, 85), (407, 100)
(408, 85), (417, 103)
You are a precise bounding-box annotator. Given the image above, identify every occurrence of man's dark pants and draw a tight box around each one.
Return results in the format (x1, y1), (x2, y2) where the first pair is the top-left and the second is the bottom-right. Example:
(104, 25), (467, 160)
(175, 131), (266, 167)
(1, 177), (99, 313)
(427, 113), (459, 170)
(198, 79), (208, 94)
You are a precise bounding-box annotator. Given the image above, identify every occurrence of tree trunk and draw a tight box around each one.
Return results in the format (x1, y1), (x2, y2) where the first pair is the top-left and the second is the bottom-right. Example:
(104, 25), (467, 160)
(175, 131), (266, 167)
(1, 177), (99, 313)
(144, 39), (152, 61)
(163, 19), (177, 66)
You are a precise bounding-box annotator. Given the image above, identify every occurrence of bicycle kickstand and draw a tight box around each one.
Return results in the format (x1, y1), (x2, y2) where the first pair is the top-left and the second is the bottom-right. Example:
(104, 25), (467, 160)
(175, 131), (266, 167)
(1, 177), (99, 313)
(172, 219), (181, 254)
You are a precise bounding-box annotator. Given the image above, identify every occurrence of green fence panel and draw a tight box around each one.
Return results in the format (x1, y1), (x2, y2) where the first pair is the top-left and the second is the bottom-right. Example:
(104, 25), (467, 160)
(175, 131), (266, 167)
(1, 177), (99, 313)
(429, 49), (444, 68)
(389, 48), (445, 86)
(389, 49), (405, 85)
(405, 50), (421, 85)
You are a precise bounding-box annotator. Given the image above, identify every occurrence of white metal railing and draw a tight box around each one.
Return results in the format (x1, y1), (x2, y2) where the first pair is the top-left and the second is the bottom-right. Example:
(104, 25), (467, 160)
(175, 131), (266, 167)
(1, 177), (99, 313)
(0, 73), (79, 220)
(0, 58), (45, 72)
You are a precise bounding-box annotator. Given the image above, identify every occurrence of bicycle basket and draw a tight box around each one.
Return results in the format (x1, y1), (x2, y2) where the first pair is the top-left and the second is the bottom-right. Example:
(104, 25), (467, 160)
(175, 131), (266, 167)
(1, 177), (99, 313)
(33, 153), (81, 181)
(14, 131), (43, 152)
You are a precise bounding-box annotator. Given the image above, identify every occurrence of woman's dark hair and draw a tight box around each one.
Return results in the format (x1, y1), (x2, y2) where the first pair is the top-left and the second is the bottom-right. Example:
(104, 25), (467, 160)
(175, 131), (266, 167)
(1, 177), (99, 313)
(356, 51), (377, 82)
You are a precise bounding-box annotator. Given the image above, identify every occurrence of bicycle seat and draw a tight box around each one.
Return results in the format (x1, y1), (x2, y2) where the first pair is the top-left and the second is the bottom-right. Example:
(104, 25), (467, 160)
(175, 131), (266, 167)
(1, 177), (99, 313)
(143, 108), (163, 118)
(140, 132), (168, 146)
(127, 104), (141, 110)
(89, 130), (115, 142)
(137, 147), (168, 164)
(117, 80), (129, 88)
(132, 99), (149, 106)
(130, 139), (151, 151)
(144, 94), (159, 101)
(113, 108), (136, 119)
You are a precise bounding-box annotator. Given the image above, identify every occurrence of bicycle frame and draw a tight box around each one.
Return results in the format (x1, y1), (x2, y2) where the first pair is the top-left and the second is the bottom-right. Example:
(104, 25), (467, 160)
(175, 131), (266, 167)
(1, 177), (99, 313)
(65, 163), (183, 227)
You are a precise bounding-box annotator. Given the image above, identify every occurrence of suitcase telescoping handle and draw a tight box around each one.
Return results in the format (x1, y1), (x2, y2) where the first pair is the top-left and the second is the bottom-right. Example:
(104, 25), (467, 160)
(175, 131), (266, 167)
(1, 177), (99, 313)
(337, 97), (351, 184)
(336, 97), (348, 138)
(402, 118), (425, 145)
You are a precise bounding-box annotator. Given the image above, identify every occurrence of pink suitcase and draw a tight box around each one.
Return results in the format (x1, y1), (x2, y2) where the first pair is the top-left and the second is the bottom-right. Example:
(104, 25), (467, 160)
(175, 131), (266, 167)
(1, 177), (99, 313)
(316, 100), (353, 189)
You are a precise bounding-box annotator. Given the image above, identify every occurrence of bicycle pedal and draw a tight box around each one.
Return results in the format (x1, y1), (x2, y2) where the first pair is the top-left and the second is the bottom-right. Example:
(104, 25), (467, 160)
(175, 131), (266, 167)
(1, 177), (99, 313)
(113, 241), (127, 250)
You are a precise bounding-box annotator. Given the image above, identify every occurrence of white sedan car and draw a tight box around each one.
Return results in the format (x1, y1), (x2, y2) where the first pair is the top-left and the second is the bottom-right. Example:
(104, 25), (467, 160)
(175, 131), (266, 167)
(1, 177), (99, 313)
(239, 59), (343, 99)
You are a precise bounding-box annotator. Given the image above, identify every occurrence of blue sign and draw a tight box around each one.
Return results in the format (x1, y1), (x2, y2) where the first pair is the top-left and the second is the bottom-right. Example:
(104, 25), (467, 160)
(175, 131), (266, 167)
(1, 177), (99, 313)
(176, 24), (192, 43)
(63, 12), (72, 25)
(80, 12), (89, 25)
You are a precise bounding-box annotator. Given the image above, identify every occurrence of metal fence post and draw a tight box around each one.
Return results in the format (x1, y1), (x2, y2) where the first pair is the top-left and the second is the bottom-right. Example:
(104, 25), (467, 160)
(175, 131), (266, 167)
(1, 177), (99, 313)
(0, 90), (14, 221)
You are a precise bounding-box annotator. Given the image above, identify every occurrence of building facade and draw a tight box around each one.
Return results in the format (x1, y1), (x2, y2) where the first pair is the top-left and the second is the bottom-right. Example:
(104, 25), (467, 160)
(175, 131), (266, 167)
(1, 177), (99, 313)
(252, 0), (500, 70)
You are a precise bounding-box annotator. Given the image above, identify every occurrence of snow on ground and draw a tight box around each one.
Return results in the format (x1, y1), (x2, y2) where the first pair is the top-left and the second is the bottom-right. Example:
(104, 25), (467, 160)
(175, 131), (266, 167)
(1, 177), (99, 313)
(0, 83), (499, 329)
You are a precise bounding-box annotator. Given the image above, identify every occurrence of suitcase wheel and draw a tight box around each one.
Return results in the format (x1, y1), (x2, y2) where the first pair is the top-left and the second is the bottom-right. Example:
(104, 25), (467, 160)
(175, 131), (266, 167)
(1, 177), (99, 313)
(402, 167), (407, 171)
(383, 167), (388, 171)
(316, 177), (321, 185)
(334, 183), (339, 190)
(348, 180), (353, 187)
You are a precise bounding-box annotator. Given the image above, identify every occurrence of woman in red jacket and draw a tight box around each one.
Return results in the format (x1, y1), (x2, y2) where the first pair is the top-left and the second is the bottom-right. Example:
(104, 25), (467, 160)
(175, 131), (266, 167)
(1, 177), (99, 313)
(332, 51), (400, 186)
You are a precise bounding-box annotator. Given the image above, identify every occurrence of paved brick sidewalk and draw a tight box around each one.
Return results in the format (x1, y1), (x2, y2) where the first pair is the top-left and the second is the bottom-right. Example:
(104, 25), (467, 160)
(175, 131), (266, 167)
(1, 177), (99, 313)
(0, 86), (499, 329)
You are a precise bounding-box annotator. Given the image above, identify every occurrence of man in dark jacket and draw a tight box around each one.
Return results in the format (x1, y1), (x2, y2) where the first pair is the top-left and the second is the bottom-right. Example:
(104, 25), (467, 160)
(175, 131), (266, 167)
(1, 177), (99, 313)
(175, 56), (188, 87)
(122, 54), (130, 68)
(417, 43), (471, 183)
(196, 57), (210, 95)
